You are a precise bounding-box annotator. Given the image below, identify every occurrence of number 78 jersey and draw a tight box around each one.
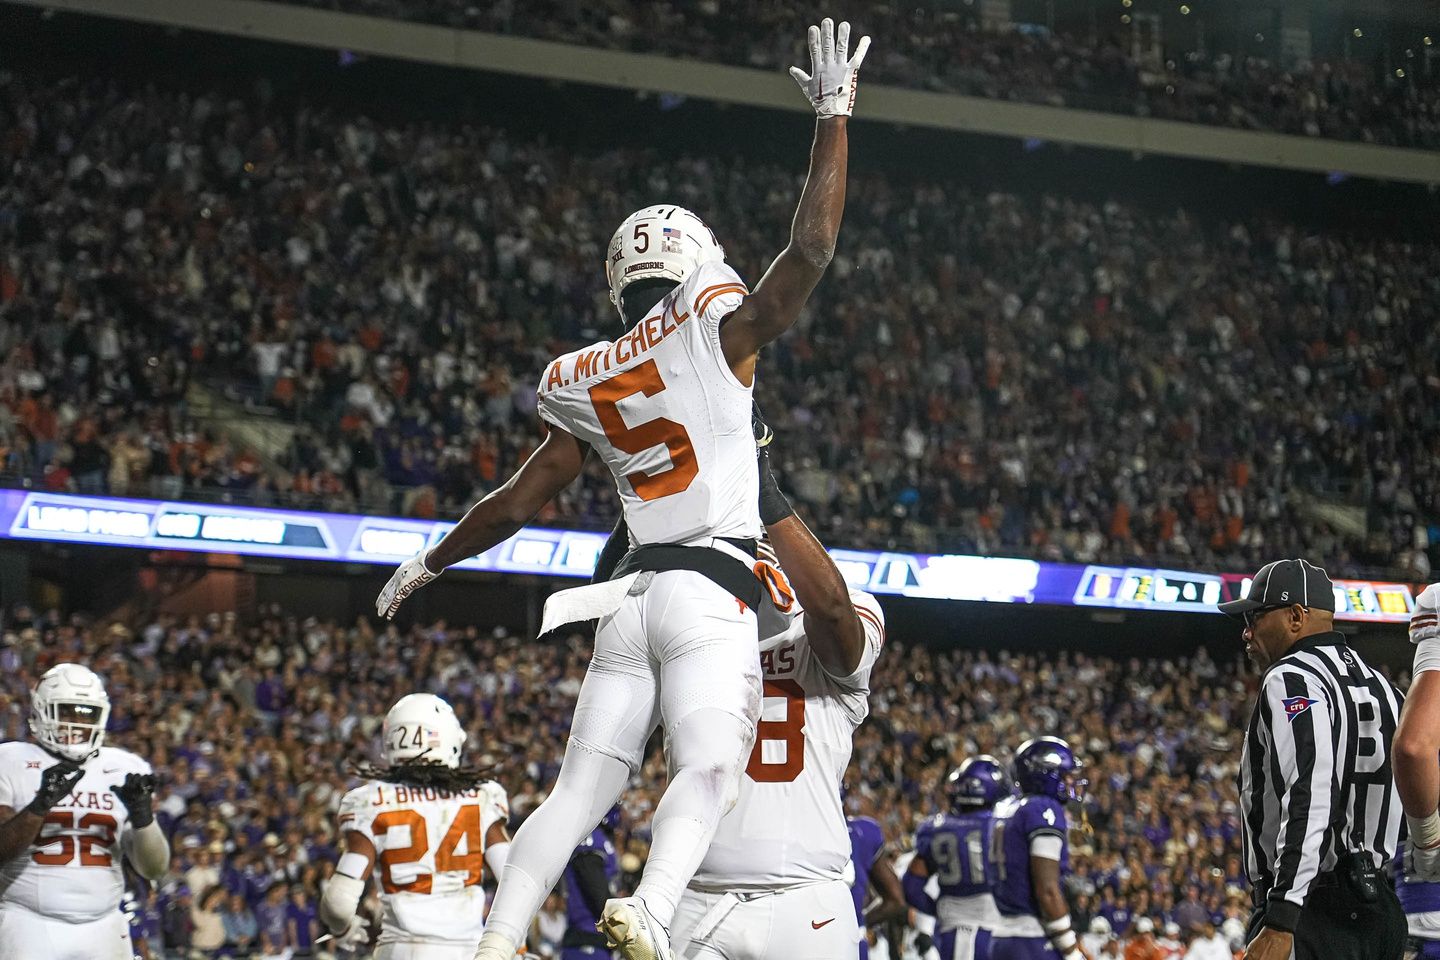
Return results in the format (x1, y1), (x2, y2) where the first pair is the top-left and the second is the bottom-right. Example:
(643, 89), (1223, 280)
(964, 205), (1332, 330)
(536, 261), (760, 546)
(690, 587), (886, 890)
(338, 779), (508, 946)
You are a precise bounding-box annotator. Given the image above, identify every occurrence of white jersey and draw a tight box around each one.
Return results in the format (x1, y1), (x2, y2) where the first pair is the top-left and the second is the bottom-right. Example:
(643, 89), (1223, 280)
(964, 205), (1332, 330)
(536, 260), (759, 545)
(0, 741), (151, 923)
(338, 778), (508, 946)
(690, 580), (885, 891)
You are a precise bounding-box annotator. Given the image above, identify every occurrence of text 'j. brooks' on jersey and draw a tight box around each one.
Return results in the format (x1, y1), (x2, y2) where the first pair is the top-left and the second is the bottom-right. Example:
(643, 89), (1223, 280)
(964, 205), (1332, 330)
(536, 261), (759, 545)
(337, 779), (508, 946)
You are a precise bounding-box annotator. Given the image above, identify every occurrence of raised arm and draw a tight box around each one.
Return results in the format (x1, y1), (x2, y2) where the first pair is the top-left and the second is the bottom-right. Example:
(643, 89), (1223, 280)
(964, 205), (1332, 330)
(758, 446), (865, 675)
(719, 18), (869, 384)
(1396, 583), (1440, 878)
(376, 427), (588, 619)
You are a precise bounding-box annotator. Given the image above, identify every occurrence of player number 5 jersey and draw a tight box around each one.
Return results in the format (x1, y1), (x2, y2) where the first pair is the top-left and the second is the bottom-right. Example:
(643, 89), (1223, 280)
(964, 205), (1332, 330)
(0, 741), (152, 923)
(338, 779), (508, 946)
(536, 260), (759, 545)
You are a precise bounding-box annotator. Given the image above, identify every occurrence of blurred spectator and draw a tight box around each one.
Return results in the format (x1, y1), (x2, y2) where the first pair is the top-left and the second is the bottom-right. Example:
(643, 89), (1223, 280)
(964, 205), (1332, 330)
(273, 0), (1440, 149)
(1, 68), (1436, 578)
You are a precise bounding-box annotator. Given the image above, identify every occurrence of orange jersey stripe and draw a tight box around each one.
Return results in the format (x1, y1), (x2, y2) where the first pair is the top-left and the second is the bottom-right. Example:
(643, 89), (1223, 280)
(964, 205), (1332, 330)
(695, 282), (748, 319)
(855, 605), (885, 645)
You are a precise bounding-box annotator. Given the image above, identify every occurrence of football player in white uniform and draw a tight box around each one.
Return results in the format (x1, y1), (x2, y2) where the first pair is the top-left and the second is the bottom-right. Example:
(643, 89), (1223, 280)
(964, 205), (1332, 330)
(0, 663), (169, 960)
(321, 693), (511, 960)
(668, 432), (887, 959)
(377, 17), (870, 960)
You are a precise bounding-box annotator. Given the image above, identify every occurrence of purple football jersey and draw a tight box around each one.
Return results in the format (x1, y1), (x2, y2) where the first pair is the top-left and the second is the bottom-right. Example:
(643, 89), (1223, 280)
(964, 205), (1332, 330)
(564, 828), (618, 936)
(915, 810), (996, 898)
(992, 795), (1069, 919)
(848, 815), (886, 923)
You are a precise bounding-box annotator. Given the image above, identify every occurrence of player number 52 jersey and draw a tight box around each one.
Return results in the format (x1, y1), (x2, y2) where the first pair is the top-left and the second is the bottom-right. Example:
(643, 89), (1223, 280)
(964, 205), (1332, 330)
(338, 779), (508, 946)
(536, 260), (759, 546)
(0, 741), (152, 923)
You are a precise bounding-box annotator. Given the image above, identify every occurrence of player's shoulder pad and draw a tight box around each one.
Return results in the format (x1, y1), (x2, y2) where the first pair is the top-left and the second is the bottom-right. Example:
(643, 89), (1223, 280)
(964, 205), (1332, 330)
(678, 260), (747, 326)
(337, 782), (378, 827)
(0, 740), (34, 761)
(480, 780), (510, 817)
(1411, 583), (1439, 645)
(98, 746), (152, 774)
(1018, 794), (1067, 831)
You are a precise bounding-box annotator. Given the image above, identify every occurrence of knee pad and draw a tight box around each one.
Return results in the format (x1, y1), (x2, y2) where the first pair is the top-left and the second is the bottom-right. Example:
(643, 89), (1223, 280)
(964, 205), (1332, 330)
(667, 709), (751, 797)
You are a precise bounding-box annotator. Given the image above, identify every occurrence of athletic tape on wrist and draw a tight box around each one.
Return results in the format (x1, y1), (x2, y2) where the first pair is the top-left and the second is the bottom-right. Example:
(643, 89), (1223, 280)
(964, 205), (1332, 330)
(1043, 915), (1073, 936)
(1411, 811), (1440, 849)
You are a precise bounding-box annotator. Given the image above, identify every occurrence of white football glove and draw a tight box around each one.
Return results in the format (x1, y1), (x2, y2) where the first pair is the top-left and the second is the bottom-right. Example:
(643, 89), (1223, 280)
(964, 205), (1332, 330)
(376, 550), (441, 620)
(1408, 822), (1440, 882)
(789, 17), (871, 118)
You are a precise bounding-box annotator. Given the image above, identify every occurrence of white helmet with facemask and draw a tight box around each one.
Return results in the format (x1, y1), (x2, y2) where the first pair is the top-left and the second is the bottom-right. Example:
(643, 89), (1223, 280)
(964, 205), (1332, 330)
(382, 693), (465, 769)
(30, 663), (111, 762)
(605, 205), (726, 316)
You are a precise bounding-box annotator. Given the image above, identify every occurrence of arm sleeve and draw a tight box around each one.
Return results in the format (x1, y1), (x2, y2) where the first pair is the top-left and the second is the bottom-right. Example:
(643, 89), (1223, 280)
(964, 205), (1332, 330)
(902, 869), (937, 915)
(1029, 834), (1065, 861)
(128, 821), (170, 880)
(1262, 668), (1338, 931)
(570, 851), (612, 917)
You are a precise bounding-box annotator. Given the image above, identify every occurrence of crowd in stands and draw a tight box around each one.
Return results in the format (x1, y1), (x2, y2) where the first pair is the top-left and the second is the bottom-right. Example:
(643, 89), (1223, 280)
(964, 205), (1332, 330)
(0, 600), (1261, 958)
(2, 67), (1438, 580)
(278, 0), (1440, 149)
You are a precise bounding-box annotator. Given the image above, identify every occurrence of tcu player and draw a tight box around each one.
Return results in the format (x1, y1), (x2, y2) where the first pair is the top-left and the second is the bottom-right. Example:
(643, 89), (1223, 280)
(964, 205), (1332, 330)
(667, 436), (887, 959)
(378, 17), (871, 960)
(0, 663), (168, 959)
(847, 809), (908, 959)
(562, 806), (622, 959)
(320, 694), (511, 959)
(989, 738), (1088, 960)
(905, 756), (1010, 960)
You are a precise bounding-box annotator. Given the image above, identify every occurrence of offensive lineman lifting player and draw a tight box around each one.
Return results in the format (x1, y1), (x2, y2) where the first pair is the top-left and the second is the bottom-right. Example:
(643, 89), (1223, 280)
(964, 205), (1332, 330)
(377, 16), (871, 960)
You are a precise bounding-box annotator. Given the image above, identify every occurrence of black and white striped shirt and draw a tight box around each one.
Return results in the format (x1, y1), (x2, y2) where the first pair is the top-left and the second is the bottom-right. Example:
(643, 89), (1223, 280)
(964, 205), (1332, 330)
(1240, 632), (1404, 931)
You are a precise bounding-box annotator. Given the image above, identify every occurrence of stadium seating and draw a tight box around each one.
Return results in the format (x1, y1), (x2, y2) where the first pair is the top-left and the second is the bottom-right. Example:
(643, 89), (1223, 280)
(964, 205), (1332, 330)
(274, 0), (1440, 149)
(1, 70), (1436, 578)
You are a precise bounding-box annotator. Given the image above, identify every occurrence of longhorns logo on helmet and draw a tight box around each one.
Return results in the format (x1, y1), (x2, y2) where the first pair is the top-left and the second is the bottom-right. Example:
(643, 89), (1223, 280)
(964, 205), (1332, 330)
(1012, 736), (1087, 803)
(30, 663), (111, 762)
(945, 754), (1010, 812)
(382, 693), (466, 769)
(605, 205), (726, 314)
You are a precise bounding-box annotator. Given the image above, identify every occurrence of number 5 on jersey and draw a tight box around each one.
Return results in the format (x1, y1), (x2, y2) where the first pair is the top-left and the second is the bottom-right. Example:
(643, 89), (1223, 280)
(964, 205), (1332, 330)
(589, 359), (697, 501)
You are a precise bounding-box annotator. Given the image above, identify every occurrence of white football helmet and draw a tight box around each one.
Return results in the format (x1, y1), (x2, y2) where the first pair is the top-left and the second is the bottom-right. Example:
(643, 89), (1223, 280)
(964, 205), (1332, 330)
(382, 693), (465, 769)
(605, 205), (726, 311)
(30, 663), (111, 762)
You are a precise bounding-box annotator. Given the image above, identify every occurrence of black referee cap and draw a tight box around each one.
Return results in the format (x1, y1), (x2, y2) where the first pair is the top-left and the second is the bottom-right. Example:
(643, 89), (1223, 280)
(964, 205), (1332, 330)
(1218, 558), (1336, 617)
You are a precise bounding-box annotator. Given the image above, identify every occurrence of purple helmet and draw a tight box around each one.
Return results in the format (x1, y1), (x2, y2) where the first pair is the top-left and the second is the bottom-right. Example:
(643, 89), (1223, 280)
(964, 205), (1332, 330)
(1013, 736), (1086, 803)
(945, 755), (1009, 812)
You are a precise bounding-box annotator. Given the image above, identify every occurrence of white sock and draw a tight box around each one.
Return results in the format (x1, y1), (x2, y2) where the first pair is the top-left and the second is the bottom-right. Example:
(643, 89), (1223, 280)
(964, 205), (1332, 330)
(473, 929), (517, 959)
(483, 739), (631, 943)
(634, 709), (752, 929)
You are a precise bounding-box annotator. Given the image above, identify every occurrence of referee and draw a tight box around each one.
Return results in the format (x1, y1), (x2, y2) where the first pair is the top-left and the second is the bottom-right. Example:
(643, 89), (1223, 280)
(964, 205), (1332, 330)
(1221, 558), (1407, 960)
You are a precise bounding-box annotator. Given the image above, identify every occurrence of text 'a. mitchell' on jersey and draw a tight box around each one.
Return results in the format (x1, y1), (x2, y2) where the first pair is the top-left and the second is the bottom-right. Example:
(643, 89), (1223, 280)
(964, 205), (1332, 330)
(337, 779), (508, 947)
(0, 741), (152, 923)
(536, 261), (760, 546)
(691, 580), (886, 892)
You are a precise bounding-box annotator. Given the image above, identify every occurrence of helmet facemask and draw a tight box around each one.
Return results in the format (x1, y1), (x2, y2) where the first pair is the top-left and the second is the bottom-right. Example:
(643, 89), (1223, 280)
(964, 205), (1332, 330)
(32, 698), (109, 762)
